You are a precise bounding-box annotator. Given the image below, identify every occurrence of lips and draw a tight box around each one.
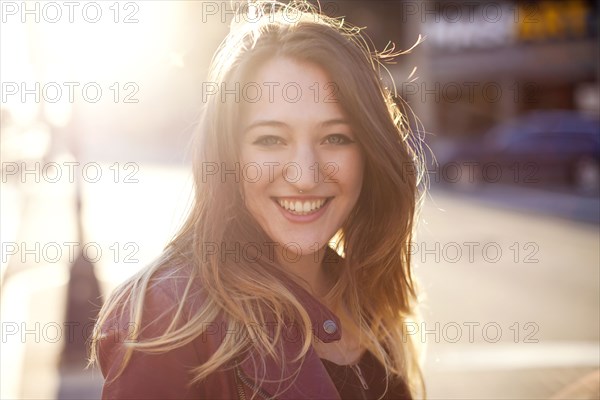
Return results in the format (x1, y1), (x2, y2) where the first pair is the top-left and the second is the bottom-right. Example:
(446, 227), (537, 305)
(273, 197), (332, 216)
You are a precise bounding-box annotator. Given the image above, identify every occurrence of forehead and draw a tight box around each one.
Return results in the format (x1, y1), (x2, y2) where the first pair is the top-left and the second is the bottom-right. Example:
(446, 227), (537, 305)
(239, 57), (347, 125)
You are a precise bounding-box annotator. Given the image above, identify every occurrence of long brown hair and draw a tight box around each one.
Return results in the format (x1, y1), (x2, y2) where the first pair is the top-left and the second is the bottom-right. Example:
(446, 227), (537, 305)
(89, 1), (427, 398)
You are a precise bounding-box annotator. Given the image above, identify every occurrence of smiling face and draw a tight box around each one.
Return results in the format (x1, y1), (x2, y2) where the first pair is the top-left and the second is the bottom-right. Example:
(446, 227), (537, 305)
(239, 57), (364, 258)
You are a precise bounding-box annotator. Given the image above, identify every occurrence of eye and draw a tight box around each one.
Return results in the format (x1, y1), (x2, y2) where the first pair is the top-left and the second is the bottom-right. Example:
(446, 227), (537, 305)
(253, 135), (284, 146)
(324, 134), (355, 145)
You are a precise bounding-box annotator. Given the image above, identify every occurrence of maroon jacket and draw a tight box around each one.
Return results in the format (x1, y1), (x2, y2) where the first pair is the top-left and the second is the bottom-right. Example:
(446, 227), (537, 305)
(98, 262), (346, 399)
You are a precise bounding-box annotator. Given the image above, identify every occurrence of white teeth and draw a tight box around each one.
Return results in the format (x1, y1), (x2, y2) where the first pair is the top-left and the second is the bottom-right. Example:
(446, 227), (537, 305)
(276, 198), (329, 215)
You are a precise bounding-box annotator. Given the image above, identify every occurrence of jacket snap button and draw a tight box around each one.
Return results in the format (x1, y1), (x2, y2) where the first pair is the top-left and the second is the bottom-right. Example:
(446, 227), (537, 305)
(323, 319), (337, 335)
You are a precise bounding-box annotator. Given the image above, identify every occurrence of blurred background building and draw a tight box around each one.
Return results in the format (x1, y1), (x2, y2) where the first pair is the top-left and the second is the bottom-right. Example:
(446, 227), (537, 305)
(402, 0), (598, 138)
(1, 1), (598, 399)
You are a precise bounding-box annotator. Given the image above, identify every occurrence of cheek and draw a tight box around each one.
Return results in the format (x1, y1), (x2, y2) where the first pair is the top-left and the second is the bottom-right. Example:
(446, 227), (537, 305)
(241, 148), (282, 183)
(241, 178), (266, 207)
(240, 150), (265, 190)
(239, 152), (259, 210)
(240, 180), (266, 228)
(335, 150), (364, 195)
(349, 167), (364, 201)
(239, 156), (275, 218)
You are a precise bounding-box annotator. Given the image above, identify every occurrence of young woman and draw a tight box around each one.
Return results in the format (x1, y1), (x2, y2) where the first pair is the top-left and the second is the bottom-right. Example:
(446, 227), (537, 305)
(90, 2), (427, 399)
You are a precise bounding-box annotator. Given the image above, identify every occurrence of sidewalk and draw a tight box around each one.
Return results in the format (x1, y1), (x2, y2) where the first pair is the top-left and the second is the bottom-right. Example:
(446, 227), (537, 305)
(57, 367), (103, 400)
(415, 189), (600, 399)
(1, 173), (77, 399)
(425, 366), (599, 399)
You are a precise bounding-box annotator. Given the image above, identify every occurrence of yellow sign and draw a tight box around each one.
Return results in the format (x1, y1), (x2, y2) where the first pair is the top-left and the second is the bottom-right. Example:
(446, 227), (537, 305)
(517, 1), (589, 41)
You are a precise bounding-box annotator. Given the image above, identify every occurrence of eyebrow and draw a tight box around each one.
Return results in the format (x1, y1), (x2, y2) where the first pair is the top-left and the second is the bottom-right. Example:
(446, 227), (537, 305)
(319, 118), (350, 128)
(243, 118), (350, 135)
(243, 120), (287, 135)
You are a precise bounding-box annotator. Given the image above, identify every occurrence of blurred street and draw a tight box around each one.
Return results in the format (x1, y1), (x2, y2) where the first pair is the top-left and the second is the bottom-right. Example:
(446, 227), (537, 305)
(1, 165), (598, 399)
(438, 183), (600, 225)
(1, 164), (192, 399)
(415, 188), (599, 399)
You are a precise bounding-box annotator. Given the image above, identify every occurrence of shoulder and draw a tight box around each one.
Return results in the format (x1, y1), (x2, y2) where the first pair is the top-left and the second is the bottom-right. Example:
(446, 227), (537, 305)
(96, 262), (229, 399)
(99, 261), (205, 344)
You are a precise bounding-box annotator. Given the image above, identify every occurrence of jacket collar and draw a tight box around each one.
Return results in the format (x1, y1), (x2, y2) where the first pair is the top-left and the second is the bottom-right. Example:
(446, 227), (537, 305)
(238, 248), (343, 399)
(276, 266), (342, 343)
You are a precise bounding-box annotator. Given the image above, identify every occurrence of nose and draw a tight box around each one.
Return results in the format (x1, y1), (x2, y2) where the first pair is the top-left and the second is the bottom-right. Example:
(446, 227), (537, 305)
(285, 143), (322, 192)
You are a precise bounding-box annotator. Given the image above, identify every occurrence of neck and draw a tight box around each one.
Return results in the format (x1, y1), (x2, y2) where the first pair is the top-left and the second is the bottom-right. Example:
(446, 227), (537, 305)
(275, 245), (331, 298)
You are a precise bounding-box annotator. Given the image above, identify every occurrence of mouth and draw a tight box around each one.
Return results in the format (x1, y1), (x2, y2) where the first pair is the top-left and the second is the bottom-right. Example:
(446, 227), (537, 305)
(272, 197), (333, 216)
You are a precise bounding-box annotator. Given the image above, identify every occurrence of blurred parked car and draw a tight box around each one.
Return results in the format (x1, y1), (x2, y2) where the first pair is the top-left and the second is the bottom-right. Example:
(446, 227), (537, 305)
(438, 110), (600, 194)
